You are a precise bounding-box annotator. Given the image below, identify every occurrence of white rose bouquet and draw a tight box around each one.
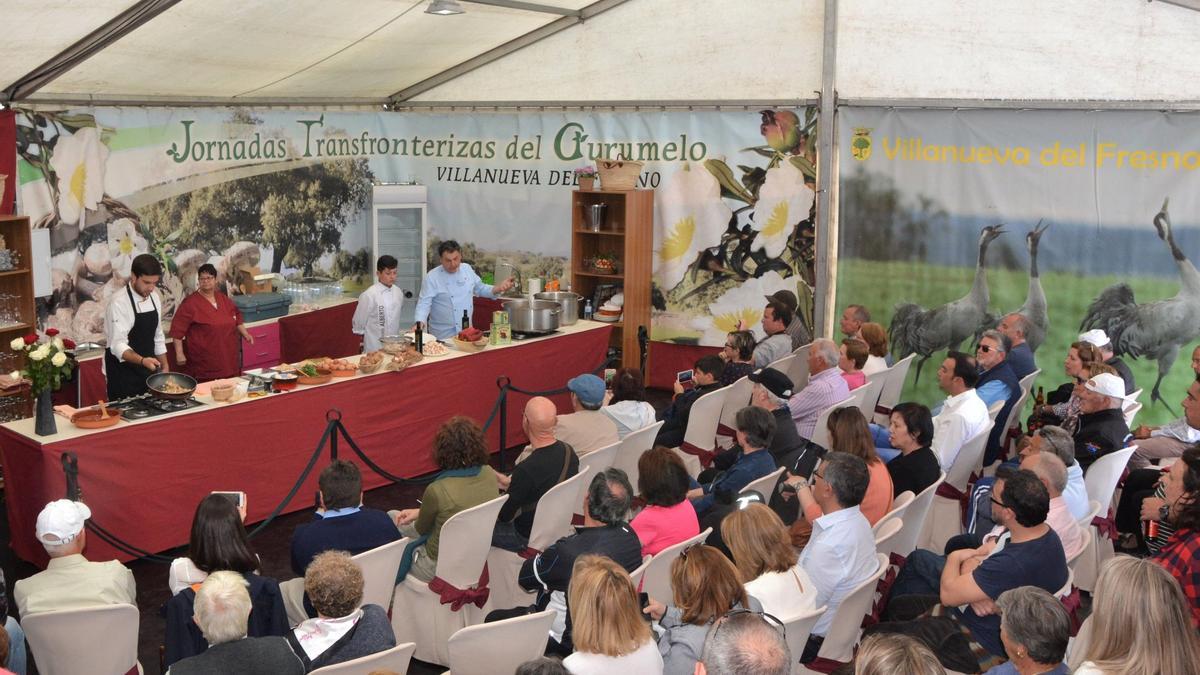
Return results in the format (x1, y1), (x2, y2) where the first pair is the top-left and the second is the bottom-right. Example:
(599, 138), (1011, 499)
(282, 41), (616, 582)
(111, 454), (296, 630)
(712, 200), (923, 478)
(12, 328), (76, 394)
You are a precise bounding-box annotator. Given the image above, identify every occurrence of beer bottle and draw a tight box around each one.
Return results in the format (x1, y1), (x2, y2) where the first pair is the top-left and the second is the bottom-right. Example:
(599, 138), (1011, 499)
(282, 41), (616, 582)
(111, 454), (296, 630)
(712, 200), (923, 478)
(1034, 386), (1045, 408)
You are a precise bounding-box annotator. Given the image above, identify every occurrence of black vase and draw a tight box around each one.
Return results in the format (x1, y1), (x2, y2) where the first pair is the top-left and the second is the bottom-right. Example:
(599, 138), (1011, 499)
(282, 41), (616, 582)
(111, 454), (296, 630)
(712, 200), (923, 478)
(34, 389), (56, 437)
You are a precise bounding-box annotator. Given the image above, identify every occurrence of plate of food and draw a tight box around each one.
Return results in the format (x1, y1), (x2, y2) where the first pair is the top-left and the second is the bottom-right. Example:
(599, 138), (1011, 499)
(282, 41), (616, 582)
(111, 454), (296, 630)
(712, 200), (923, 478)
(323, 358), (356, 377)
(296, 362), (333, 386)
(453, 328), (488, 352)
(358, 351), (386, 374)
(421, 340), (450, 357)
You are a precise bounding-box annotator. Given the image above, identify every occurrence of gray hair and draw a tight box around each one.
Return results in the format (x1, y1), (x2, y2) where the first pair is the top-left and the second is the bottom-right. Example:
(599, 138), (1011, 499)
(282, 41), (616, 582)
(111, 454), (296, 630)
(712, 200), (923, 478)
(700, 611), (790, 675)
(587, 468), (632, 525)
(753, 383), (787, 410)
(193, 571), (251, 646)
(996, 586), (1071, 665)
(1027, 452), (1068, 495)
(1002, 313), (1031, 338)
(736, 406), (776, 449)
(821, 451), (869, 508)
(981, 329), (1011, 353)
(1037, 426), (1076, 467)
(812, 338), (839, 369)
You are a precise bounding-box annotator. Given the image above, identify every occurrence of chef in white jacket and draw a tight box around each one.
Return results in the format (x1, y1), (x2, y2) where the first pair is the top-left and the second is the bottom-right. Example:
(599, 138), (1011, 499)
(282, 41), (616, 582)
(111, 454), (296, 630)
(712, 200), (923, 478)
(352, 255), (405, 352)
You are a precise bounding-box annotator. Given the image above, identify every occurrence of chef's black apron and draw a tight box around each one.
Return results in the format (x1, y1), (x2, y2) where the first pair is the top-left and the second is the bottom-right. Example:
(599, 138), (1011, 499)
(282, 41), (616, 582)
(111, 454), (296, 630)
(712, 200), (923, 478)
(105, 285), (159, 400)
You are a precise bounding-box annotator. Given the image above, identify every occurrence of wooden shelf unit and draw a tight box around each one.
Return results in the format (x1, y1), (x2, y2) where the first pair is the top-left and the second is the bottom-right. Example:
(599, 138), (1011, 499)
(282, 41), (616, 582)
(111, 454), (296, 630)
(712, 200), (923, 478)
(570, 189), (653, 372)
(0, 216), (35, 419)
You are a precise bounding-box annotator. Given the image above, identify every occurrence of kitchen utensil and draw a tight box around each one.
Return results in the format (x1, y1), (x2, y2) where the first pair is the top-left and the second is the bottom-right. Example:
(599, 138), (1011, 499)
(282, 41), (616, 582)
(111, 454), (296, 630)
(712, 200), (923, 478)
(99, 400), (110, 419)
(534, 291), (581, 326)
(380, 335), (411, 355)
(526, 277), (543, 295)
(272, 372), (299, 391)
(146, 372), (198, 400)
(584, 203), (607, 232)
(502, 299), (561, 335)
(70, 408), (121, 429)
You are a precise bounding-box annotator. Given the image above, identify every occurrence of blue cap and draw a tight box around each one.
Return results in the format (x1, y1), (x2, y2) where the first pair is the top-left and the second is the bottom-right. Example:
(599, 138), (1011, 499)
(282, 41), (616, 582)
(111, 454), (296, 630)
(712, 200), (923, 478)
(567, 373), (606, 406)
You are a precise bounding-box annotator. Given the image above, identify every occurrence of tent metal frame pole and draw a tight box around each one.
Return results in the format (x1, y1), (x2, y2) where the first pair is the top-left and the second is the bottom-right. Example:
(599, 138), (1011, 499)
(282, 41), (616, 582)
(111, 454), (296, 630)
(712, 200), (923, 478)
(1, 0), (183, 103)
(461, 0), (582, 16)
(813, 0), (838, 339)
(388, 99), (815, 111)
(840, 97), (1200, 112)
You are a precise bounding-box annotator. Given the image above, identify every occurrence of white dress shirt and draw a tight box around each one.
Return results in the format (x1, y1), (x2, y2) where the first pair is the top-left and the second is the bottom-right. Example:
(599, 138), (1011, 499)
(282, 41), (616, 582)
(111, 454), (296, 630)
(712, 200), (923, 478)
(930, 388), (990, 472)
(798, 505), (878, 637)
(351, 281), (405, 352)
(413, 263), (495, 340)
(1152, 416), (1200, 443)
(104, 287), (166, 360)
(1063, 461), (1089, 521)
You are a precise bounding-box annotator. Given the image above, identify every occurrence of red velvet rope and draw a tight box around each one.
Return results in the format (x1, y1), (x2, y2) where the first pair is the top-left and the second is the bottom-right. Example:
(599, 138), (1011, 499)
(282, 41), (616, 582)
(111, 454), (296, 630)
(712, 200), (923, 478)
(427, 563), (491, 610)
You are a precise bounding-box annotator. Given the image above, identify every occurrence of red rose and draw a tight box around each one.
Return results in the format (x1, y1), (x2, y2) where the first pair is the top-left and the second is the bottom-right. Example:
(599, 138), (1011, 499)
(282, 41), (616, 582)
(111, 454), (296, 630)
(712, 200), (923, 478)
(46, 328), (59, 337)
(23, 334), (37, 345)
(63, 339), (76, 350)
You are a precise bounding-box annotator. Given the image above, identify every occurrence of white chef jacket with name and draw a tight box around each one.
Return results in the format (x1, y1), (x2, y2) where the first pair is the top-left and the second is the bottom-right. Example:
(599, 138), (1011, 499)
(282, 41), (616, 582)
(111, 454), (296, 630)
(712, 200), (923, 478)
(413, 263), (495, 340)
(102, 287), (166, 374)
(351, 281), (405, 352)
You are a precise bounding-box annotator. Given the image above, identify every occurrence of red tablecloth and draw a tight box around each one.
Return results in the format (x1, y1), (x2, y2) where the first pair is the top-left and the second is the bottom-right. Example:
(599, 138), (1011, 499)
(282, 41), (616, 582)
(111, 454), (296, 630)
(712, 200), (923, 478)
(1, 324), (611, 566)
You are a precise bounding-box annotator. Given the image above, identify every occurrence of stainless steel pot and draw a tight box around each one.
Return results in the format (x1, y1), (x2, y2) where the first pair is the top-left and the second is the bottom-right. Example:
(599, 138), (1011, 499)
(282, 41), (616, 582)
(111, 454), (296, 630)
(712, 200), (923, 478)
(534, 291), (580, 326)
(503, 299), (562, 334)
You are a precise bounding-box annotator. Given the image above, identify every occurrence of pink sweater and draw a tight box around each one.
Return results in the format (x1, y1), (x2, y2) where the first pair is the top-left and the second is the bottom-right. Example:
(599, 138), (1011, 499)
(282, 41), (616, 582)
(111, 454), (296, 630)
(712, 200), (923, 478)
(631, 500), (700, 557)
(841, 370), (866, 391)
(804, 459), (894, 525)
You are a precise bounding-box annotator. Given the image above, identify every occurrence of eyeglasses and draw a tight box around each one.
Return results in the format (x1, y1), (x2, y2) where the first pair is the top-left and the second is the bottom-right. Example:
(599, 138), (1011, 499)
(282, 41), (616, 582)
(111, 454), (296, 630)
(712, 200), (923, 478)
(990, 496), (1007, 510)
(812, 468), (826, 482)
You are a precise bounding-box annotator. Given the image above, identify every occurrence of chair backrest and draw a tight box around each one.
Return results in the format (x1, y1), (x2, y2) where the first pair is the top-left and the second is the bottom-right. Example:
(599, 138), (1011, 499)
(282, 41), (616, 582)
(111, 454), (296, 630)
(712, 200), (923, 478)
(873, 517), (904, 556)
(681, 386), (730, 452)
(718, 375), (755, 438)
(851, 376), (885, 421)
(946, 421), (994, 490)
(889, 474), (945, 558)
(1018, 369), (1041, 397)
(613, 420), (664, 490)
(434, 494), (510, 587)
(873, 354), (915, 424)
(352, 538), (409, 611)
(986, 399), (1004, 422)
(815, 553), (889, 663)
(1078, 498), (1103, 527)
(309, 642), (417, 674)
(1083, 446), (1137, 513)
(1054, 568), (1075, 600)
(641, 527), (713, 603)
(1123, 402), (1142, 428)
(741, 466), (786, 501)
(873, 491), (914, 535)
(526, 471), (588, 552)
(788, 343), (812, 390)
(996, 386), (1033, 456)
(576, 440), (620, 499)
(1066, 527), (1092, 570)
(628, 554), (652, 588)
(809, 397), (853, 450)
(769, 353), (798, 380)
(1124, 388), (1143, 410)
(24, 603), (139, 675)
(782, 604), (826, 674)
(446, 609), (557, 675)
(843, 383), (876, 420)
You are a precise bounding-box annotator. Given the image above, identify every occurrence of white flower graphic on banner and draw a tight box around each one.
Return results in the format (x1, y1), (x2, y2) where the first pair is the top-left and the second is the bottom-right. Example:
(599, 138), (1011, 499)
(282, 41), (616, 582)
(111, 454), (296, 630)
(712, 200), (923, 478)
(107, 219), (148, 279)
(690, 270), (797, 345)
(655, 164), (732, 291)
(750, 161), (813, 259)
(48, 126), (109, 227)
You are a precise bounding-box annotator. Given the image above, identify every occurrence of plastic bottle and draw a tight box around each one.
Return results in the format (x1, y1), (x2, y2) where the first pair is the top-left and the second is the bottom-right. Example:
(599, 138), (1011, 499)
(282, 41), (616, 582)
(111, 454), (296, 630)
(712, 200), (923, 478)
(583, 299), (594, 320)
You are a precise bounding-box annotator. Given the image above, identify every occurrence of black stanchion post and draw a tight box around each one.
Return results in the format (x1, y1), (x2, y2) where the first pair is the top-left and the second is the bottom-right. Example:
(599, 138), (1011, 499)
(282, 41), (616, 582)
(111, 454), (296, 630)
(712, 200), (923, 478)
(326, 409), (342, 460)
(496, 376), (511, 472)
(61, 452), (80, 501)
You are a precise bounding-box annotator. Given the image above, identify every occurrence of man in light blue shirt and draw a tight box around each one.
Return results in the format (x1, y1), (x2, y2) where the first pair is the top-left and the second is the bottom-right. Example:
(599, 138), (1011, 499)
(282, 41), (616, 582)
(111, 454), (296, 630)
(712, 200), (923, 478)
(413, 240), (514, 340)
(796, 451), (879, 664)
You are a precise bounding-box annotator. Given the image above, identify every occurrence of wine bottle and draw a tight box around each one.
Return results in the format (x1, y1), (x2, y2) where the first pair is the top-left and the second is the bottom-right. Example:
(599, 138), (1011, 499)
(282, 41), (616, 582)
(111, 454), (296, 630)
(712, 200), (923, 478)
(461, 310), (470, 329)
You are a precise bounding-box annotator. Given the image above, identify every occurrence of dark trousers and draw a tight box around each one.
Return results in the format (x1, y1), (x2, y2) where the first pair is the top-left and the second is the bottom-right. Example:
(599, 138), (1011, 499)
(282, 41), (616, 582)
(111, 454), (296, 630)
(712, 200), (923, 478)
(1115, 468), (1163, 549)
(867, 595), (984, 673)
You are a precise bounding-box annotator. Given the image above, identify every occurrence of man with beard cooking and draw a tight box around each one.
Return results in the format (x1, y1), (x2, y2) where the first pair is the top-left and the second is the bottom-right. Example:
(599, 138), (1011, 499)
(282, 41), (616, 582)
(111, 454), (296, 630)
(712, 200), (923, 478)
(412, 240), (514, 340)
(103, 253), (169, 400)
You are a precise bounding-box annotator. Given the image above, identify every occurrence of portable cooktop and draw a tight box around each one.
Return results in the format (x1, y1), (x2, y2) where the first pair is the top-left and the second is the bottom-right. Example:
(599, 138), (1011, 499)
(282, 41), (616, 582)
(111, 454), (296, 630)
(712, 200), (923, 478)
(105, 393), (207, 420)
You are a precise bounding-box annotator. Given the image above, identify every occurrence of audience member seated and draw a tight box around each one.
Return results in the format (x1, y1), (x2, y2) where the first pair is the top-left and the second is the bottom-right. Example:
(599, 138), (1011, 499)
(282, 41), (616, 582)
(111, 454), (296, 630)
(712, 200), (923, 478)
(751, 299), (793, 368)
(695, 600), (791, 675)
(1020, 425), (1089, 520)
(974, 330), (1021, 466)
(551, 374), (621, 458)
(1028, 342), (1103, 434)
(493, 396), (580, 552)
(167, 572), (303, 675)
(885, 402), (941, 499)
(287, 551), (396, 671)
(1078, 329), (1136, 395)
(1070, 556), (1200, 674)
(657, 355), (725, 448)
(852, 633), (945, 675)
(766, 289), (812, 350)
(1148, 444), (1200, 627)
(1128, 344), (1200, 469)
(516, 656), (571, 675)
(746, 368), (808, 471)
(631, 448), (700, 557)
(490, 469), (642, 655)
(688, 407), (777, 518)
(391, 416), (499, 582)
(14, 499), (136, 617)
(838, 338), (869, 391)
(787, 339), (850, 441)
(284, 460), (399, 624)
(0, 572), (24, 675)
(858, 322), (890, 377)
(722, 504), (814, 619)
(840, 304), (870, 339)
(868, 469), (1067, 674)
(997, 313), (1037, 381)
(794, 452), (879, 663)
(965, 455), (1085, 561)
(601, 368), (657, 439)
(643, 544), (762, 675)
(1073, 373), (1132, 471)
(718, 330), (757, 386)
(982, 586), (1070, 675)
(561, 554), (664, 674)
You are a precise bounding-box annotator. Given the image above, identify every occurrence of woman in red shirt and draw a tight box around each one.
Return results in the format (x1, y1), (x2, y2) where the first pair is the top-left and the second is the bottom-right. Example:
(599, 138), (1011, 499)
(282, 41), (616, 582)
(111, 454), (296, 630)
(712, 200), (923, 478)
(170, 264), (253, 380)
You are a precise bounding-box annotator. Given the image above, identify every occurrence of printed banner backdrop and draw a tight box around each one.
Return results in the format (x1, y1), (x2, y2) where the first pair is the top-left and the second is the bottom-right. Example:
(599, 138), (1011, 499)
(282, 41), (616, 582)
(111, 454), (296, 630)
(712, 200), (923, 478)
(14, 107), (816, 350)
(838, 107), (1200, 426)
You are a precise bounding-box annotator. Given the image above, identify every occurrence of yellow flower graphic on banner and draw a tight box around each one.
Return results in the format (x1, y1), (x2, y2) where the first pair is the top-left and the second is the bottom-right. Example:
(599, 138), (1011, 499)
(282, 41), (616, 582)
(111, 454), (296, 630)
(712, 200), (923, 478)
(107, 218), (148, 279)
(655, 164), (732, 291)
(690, 270), (797, 345)
(750, 162), (814, 259)
(48, 127), (109, 227)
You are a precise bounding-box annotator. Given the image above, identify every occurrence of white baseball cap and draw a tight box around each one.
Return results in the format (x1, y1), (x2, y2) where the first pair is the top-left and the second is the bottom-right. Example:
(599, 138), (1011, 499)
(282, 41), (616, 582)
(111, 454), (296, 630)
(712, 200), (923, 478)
(1078, 330), (1110, 348)
(1084, 373), (1127, 401)
(35, 499), (91, 545)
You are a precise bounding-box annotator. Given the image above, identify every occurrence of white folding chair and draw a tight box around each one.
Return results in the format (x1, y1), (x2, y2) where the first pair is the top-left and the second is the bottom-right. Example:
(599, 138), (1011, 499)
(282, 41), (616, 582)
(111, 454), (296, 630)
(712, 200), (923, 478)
(1066, 527), (1092, 571)
(851, 376), (884, 422)
(640, 528), (713, 603)
(628, 554), (652, 589)
(809, 553), (889, 666)
(769, 354), (798, 381)
(576, 440), (620, 494)
(1075, 447), (1137, 592)
(872, 354), (914, 425)
(23, 604), (140, 675)
(788, 343), (812, 390)
(1072, 499), (1104, 591)
(919, 421), (994, 552)
(613, 420), (664, 491)
(487, 472), (588, 611)
(782, 605), (826, 675)
(445, 609), (556, 675)
(673, 386), (730, 478)
(989, 386), (1032, 469)
(717, 375), (755, 449)
(842, 384), (876, 421)
(1018, 369), (1041, 398)
(352, 538), (408, 612)
(890, 475), (944, 558)
(873, 517), (903, 556)
(873, 491), (914, 536)
(809, 397), (852, 450)
(1123, 401), (1142, 428)
(1054, 568), (1076, 601)
(741, 466), (786, 501)
(309, 642), (416, 674)
(391, 494), (509, 666)
(986, 399), (1004, 422)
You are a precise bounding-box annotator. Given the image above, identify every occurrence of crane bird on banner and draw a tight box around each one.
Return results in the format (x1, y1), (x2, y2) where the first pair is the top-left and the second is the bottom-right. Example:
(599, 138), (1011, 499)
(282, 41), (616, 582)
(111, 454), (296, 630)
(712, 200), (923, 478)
(1080, 198), (1200, 414)
(890, 224), (1005, 384)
